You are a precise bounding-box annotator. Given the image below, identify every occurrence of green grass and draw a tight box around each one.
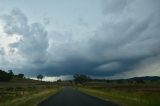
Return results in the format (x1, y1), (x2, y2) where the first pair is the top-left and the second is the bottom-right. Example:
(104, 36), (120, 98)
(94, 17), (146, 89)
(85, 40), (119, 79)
(77, 87), (160, 106)
(0, 88), (62, 106)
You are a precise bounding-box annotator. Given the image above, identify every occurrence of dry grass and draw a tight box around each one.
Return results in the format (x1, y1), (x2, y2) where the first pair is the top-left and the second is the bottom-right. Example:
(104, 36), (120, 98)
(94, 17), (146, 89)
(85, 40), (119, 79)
(77, 83), (160, 106)
(0, 88), (61, 106)
(0, 80), (62, 106)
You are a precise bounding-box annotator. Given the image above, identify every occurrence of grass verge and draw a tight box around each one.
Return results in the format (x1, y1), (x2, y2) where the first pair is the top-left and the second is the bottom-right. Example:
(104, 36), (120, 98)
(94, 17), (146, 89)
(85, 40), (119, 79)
(0, 88), (62, 106)
(77, 87), (160, 106)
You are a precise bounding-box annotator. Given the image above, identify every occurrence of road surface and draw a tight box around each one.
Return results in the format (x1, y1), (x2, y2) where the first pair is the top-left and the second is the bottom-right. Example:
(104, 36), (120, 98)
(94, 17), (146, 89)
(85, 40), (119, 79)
(38, 87), (118, 106)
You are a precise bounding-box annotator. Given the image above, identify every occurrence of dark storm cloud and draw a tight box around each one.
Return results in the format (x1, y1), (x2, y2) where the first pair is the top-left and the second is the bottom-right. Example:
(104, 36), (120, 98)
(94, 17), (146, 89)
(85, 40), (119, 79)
(85, 0), (160, 77)
(1, 0), (160, 78)
(45, 0), (160, 77)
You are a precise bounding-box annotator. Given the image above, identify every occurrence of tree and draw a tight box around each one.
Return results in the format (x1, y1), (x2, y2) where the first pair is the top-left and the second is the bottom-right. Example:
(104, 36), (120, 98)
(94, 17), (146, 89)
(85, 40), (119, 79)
(8, 70), (14, 79)
(18, 73), (24, 78)
(116, 79), (124, 84)
(0, 69), (12, 81)
(8, 70), (14, 76)
(136, 80), (145, 84)
(74, 74), (91, 84)
(37, 74), (43, 81)
(106, 80), (111, 83)
(57, 79), (62, 82)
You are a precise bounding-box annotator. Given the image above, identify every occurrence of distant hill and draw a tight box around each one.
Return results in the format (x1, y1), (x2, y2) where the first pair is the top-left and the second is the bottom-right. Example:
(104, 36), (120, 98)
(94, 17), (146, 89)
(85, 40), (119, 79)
(128, 76), (160, 81)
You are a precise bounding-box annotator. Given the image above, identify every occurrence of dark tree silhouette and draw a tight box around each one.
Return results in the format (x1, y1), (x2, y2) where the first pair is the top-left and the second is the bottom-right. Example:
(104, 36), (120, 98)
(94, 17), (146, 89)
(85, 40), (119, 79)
(57, 79), (62, 82)
(37, 74), (44, 81)
(116, 79), (124, 84)
(136, 80), (145, 84)
(0, 69), (12, 81)
(18, 73), (24, 78)
(8, 70), (14, 76)
(74, 74), (91, 84)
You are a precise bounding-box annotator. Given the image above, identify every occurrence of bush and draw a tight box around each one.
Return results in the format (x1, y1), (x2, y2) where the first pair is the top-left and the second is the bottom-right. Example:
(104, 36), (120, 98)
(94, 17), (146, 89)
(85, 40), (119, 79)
(0, 70), (12, 81)
(17, 73), (24, 78)
(74, 74), (91, 84)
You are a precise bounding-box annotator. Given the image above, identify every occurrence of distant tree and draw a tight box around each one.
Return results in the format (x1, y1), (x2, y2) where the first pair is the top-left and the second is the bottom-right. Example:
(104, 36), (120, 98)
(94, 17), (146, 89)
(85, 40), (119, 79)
(8, 70), (14, 79)
(127, 80), (133, 84)
(8, 70), (14, 76)
(37, 74), (44, 81)
(106, 80), (111, 83)
(0, 69), (12, 81)
(116, 79), (124, 84)
(74, 74), (91, 84)
(57, 79), (62, 82)
(136, 80), (145, 84)
(18, 73), (24, 78)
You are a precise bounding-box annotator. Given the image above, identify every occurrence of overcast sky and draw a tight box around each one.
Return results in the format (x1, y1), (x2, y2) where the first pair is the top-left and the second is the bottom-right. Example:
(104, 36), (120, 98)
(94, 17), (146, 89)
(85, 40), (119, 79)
(0, 0), (160, 79)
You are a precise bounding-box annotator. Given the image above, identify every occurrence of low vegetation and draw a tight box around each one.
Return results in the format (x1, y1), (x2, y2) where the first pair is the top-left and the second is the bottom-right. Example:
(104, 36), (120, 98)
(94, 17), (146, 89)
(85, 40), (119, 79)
(72, 74), (160, 106)
(0, 69), (62, 106)
(77, 83), (160, 106)
(0, 70), (13, 81)
(74, 74), (91, 84)
(1, 71), (160, 106)
(0, 82), (62, 106)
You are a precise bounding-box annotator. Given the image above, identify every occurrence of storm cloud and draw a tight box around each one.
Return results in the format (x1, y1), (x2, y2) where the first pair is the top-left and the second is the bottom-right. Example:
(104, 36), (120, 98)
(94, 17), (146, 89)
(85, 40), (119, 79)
(0, 0), (160, 79)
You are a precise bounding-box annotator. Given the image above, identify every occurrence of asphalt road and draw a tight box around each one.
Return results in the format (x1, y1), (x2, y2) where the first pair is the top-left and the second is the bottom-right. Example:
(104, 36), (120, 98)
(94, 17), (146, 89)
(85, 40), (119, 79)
(38, 87), (118, 106)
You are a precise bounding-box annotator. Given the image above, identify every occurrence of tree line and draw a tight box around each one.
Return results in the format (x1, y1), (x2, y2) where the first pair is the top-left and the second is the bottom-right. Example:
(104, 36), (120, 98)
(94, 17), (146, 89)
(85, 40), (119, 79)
(0, 69), (44, 82)
(0, 69), (24, 81)
(1, 69), (159, 83)
(0, 69), (92, 83)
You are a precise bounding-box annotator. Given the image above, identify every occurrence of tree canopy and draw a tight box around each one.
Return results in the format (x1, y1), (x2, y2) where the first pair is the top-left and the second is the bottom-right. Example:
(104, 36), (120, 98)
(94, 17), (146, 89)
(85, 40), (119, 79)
(0, 69), (13, 81)
(37, 74), (44, 81)
(74, 74), (91, 84)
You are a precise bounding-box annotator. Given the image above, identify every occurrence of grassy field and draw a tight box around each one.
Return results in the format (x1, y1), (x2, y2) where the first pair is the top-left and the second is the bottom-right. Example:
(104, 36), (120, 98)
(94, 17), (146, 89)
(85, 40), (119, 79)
(0, 80), (62, 106)
(0, 88), (61, 106)
(77, 83), (160, 106)
(1, 76), (160, 106)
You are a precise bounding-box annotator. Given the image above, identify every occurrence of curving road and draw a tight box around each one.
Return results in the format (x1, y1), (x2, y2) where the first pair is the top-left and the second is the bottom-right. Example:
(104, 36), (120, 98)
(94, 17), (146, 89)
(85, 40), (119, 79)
(38, 87), (118, 106)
